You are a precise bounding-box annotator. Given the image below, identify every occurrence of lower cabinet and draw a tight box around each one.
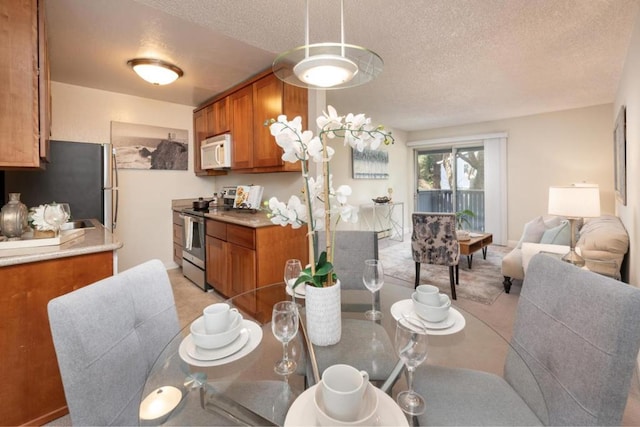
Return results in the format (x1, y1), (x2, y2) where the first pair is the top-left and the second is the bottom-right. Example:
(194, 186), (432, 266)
(205, 219), (307, 313)
(172, 211), (183, 266)
(0, 251), (114, 426)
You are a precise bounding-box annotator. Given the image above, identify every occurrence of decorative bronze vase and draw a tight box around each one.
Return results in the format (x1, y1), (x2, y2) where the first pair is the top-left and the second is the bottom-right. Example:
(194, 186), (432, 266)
(0, 193), (29, 239)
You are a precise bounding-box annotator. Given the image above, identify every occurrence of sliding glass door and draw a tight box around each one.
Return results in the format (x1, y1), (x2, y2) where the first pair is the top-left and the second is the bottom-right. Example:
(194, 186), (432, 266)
(415, 146), (485, 231)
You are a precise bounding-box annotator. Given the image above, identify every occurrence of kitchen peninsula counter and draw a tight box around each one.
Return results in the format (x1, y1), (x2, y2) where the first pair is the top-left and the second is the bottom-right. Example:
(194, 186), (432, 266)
(1, 219), (121, 425)
(0, 219), (122, 267)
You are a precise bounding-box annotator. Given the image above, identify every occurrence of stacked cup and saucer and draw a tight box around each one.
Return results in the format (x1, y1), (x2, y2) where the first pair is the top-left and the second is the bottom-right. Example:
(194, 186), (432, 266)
(284, 364), (408, 426)
(411, 284), (463, 331)
(179, 303), (262, 367)
(391, 284), (466, 334)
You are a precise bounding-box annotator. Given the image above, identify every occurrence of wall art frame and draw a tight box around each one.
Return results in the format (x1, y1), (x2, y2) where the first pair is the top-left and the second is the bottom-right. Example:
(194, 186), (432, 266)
(614, 105), (627, 205)
(352, 147), (389, 179)
(111, 121), (188, 170)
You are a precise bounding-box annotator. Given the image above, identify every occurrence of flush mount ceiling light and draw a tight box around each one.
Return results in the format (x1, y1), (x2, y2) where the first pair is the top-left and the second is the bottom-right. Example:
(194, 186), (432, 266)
(127, 58), (183, 85)
(273, 0), (383, 90)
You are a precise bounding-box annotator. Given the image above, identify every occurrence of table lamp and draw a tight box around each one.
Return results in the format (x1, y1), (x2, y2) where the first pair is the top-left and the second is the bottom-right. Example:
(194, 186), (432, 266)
(548, 184), (600, 266)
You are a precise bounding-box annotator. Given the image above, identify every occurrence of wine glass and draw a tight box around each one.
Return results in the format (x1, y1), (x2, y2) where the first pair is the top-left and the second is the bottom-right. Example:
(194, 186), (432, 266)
(271, 301), (299, 376)
(43, 203), (71, 236)
(395, 316), (429, 415)
(362, 259), (384, 320)
(284, 259), (302, 304)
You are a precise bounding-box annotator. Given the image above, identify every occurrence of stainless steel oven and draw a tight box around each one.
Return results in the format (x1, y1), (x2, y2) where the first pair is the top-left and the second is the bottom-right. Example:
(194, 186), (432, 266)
(181, 209), (208, 290)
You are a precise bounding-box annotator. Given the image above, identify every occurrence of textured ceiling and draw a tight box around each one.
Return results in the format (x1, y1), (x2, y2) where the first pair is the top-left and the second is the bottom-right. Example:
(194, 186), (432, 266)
(45, 0), (640, 132)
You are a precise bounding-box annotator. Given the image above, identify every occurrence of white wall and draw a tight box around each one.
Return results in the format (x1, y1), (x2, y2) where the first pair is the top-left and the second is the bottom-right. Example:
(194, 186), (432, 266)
(408, 104), (615, 246)
(615, 11), (640, 286)
(52, 82), (410, 271)
(51, 82), (217, 271)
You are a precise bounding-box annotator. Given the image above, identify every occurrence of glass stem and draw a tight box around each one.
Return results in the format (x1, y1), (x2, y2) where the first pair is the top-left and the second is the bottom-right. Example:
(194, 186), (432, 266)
(282, 341), (289, 364)
(407, 366), (415, 394)
(371, 291), (376, 313)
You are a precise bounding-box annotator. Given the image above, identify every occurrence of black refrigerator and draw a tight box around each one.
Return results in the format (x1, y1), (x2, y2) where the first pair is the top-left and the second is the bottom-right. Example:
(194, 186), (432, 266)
(1, 140), (118, 230)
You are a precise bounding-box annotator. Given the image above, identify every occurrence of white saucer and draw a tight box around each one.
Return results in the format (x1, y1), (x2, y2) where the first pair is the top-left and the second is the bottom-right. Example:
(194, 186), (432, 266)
(178, 319), (262, 367)
(390, 299), (466, 335)
(284, 383), (408, 427)
(285, 282), (306, 299)
(186, 328), (249, 361)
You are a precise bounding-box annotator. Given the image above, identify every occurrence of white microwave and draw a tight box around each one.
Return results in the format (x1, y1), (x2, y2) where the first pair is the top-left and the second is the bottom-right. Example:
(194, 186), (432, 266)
(201, 134), (232, 169)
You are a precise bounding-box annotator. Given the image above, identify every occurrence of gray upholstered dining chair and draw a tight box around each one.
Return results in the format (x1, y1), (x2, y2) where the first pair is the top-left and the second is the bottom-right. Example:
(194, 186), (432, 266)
(313, 230), (398, 383)
(48, 259), (180, 426)
(411, 212), (460, 299)
(413, 254), (640, 426)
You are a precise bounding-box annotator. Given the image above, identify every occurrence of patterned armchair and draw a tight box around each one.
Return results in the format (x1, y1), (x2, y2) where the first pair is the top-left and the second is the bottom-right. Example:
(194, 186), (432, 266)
(411, 212), (460, 299)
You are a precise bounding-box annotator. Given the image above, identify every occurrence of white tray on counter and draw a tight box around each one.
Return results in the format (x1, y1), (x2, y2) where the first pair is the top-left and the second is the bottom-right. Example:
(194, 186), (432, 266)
(0, 229), (85, 249)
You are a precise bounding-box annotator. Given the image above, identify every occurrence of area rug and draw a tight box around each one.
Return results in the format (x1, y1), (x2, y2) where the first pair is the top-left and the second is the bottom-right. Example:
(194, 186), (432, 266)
(379, 239), (510, 305)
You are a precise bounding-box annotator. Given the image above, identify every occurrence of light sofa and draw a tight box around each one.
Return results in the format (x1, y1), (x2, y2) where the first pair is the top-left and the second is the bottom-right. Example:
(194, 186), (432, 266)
(502, 215), (629, 292)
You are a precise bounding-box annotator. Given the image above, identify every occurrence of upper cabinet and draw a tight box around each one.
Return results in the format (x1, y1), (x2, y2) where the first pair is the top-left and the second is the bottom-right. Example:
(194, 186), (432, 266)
(0, 0), (51, 169)
(230, 85), (254, 170)
(193, 69), (307, 175)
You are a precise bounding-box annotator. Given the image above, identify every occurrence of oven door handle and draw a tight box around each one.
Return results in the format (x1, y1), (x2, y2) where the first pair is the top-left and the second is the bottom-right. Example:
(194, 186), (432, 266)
(183, 215), (193, 250)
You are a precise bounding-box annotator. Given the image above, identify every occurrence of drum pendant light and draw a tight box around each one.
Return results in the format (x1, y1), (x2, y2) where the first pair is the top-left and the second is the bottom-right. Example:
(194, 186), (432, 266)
(273, 0), (383, 90)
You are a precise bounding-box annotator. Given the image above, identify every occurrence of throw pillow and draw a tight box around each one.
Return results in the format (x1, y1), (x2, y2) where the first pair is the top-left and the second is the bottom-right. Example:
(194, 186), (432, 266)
(540, 220), (571, 245)
(516, 216), (548, 249)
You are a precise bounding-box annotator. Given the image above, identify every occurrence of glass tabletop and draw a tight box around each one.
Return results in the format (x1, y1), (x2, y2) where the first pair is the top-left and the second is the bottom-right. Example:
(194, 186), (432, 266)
(139, 282), (547, 426)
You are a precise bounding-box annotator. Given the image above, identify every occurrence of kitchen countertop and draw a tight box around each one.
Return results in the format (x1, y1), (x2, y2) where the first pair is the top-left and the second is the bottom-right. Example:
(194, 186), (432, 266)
(172, 198), (277, 228)
(0, 219), (122, 267)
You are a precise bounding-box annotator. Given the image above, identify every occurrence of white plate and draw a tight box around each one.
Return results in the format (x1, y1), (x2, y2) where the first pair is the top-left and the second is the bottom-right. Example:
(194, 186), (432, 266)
(186, 328), (250, 361)
(285, 282), (307, 299)
(390, 299), (466, 335)
(178, 319), (262, 367)
(284, 383), (408, 427)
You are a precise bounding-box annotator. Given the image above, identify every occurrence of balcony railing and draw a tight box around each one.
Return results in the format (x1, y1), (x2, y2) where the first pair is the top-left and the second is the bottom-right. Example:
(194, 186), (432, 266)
(416, 189), (485, 231)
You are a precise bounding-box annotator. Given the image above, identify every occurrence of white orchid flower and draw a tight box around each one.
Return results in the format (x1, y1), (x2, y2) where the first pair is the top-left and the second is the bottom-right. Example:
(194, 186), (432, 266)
(268, 197), (290, 226)
(307, 136), (334, 162)
(268, 196), (307, 228)
(334, 185), (352, 204)
(317, 105), (344, 138)
(266, 106), (394, 281)
(338, 204), (359, 223)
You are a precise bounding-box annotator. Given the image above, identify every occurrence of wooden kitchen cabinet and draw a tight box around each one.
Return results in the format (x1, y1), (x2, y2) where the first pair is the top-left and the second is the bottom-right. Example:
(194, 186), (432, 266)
(229, 85), (254, 170)
(172, 210), (183, 266)
(205, 218), (307, 314)
(252, 73), (306, 172)
(209, 98), (230, 135)
(193, 104), (228, 176)
(0, 251), (114, 426)
(0, 0), (51, 169)
(193, 69), (307, 174)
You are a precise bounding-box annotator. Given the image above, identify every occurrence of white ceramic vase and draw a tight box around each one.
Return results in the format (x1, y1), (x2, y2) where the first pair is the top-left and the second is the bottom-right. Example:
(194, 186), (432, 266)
(305, 280), (342, 346)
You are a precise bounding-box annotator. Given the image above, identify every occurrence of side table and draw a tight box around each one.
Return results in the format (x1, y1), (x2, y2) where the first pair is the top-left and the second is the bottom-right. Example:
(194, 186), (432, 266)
(360, 202), (404, 241)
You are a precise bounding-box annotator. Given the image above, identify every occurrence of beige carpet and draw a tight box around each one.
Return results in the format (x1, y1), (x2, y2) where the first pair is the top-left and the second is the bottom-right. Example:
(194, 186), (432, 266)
(379, 238), (510, 305)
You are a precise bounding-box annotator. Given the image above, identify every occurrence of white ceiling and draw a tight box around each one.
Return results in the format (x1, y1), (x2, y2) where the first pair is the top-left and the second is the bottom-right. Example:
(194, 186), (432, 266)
(46, 0), (640, 132)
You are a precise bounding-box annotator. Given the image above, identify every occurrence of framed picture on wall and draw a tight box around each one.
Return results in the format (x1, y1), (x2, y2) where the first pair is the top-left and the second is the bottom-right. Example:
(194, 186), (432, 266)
(352, 147), (389, 179)
(111, 121), (188, 170)
(614, 105), (627, 205)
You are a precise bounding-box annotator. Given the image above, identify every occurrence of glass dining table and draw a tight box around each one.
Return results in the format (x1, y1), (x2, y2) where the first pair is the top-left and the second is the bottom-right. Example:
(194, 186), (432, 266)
(139, 281), (531, 426)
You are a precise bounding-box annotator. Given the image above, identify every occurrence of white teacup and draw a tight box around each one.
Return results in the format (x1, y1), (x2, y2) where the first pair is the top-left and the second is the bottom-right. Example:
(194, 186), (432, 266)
(203, 303), (239, 334)
(321, 364), (370, 422)
(412, 292), (451, 323)
(190, 311), (243, 349)
(314, 381), (378, 426)
(416, 284), (440, 306)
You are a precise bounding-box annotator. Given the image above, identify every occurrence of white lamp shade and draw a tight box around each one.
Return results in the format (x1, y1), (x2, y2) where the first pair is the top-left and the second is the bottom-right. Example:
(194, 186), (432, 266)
(548, 185), (601, 218)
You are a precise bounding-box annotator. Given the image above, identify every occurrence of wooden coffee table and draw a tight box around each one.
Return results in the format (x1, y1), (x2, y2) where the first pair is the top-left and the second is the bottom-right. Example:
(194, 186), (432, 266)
(458, 232), (493, 268)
